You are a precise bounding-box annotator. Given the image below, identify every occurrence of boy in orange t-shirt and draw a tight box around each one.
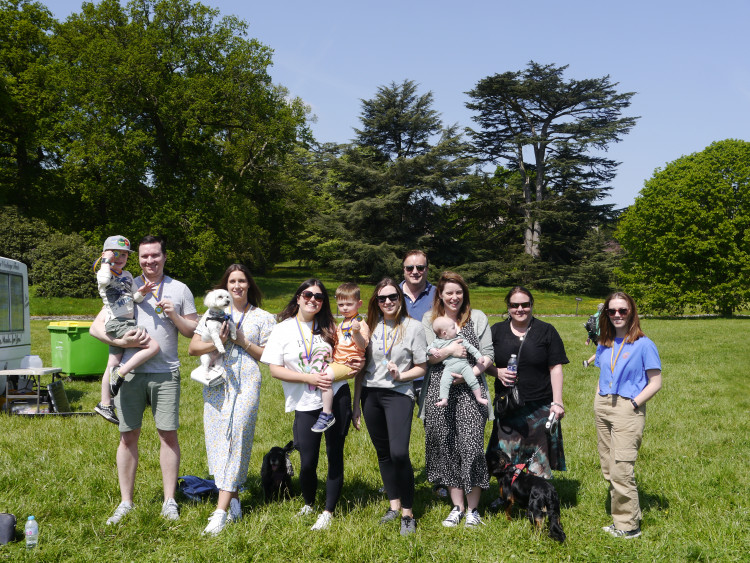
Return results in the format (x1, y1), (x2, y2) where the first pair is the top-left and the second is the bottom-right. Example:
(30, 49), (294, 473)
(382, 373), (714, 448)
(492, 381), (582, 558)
(311, 283), (370, 432)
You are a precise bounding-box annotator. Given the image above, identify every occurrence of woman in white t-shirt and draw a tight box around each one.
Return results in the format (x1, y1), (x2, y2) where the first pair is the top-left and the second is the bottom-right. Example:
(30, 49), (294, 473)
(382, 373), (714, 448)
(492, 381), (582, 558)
(260, 279), (351, 532)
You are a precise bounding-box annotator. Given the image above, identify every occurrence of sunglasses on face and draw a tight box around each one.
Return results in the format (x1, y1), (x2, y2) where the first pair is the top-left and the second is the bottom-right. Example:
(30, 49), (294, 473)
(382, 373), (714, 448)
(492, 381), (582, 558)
(300, 291), (324, 302)
(377, 293), (399, 304)
(607, 308), (629, 317)
(404, 264), (426, 272)
(508, 302), (531, 309)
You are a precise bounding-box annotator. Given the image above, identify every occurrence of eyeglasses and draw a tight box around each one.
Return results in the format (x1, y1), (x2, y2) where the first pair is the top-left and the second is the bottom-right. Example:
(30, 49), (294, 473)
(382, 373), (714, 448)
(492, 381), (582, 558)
(607, 308), (629, 317)
(508, 302), (531, 309)
(377, 293), (399, 304)
(300, 291), (324, 302)
(404, 264), (426, 272)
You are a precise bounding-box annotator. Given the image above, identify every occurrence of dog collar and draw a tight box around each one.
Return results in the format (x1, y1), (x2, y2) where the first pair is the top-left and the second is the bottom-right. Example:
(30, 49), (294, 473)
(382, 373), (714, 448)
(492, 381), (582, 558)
(207, 312), (231, 323)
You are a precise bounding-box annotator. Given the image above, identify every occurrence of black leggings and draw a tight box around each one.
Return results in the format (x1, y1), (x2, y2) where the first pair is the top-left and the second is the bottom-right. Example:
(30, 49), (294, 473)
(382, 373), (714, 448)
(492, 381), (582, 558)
(361, 387), (415, 509)
(293, 385), (352, 513)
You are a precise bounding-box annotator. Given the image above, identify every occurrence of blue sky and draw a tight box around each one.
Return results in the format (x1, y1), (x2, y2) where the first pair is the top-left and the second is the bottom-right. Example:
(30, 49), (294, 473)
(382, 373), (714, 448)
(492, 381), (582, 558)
(46, 0), (750, 208)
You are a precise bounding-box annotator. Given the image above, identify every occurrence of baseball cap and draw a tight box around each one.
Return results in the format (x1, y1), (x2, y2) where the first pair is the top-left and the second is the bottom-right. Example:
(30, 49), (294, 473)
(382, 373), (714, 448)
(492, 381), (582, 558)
(102, 235), (132, 253)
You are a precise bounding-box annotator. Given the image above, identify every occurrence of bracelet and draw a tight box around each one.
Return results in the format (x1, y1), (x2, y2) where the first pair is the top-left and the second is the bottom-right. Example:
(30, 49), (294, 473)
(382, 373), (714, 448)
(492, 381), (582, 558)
(550, 401), (564, 411)
(631, 399), (639, 410)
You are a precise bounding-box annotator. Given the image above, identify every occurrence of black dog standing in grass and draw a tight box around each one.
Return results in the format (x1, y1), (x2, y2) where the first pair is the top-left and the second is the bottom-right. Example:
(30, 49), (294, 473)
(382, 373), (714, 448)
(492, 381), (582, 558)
(261, 441), (295, 501)
(486, 449), (566, 542)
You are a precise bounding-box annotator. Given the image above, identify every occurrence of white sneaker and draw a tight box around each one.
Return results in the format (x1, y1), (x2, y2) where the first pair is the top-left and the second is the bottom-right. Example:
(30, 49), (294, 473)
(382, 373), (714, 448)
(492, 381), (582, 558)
(296, 504), (314, 517)
(203, 509), (228, 536)
(310, 511), (332, 531)
(106, 501), (134, 525)
(442, 505), (464, 527)
(227, 498), (242, 522)
(161, 498), (179, 521)
(465, 509), (485, 528)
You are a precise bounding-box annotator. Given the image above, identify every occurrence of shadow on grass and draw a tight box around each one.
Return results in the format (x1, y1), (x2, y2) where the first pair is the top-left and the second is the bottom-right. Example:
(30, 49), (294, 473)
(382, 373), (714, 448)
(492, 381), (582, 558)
(552, 474), (581, 509)
(602, 487), (670, 515)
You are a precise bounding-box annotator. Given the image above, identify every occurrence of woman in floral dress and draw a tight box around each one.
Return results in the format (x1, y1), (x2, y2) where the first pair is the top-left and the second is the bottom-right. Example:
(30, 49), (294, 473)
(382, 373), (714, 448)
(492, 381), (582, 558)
(189, 264), (275, 536)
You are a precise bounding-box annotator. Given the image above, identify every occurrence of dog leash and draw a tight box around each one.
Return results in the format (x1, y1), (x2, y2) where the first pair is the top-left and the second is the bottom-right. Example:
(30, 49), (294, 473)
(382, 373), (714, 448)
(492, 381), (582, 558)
(509, 446), (543, 485)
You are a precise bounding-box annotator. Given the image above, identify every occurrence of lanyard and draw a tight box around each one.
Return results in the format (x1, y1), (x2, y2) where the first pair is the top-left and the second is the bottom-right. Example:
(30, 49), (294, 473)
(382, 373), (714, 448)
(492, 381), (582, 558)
(610, 338), (627, 373)
(382, 320), (399, 362)
(340, 315), (362, 341)
(295, 316), (315, 363)
(233, 302), (250, 329)
(141, 275), (165, 312)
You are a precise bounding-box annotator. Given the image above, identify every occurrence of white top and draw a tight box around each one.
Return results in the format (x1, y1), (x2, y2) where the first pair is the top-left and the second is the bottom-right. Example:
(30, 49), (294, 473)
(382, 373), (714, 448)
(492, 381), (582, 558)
(261, 317), (346, 412)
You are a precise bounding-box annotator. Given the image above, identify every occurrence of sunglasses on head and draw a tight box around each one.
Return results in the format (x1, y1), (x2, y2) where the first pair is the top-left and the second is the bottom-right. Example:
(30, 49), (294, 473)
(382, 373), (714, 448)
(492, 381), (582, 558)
(377, 293), (399, 304)
(300, 290), (324, 302)
(607, 308), (629, 317)
(508, 301), (531, 309)
(404, 264), (426, 272)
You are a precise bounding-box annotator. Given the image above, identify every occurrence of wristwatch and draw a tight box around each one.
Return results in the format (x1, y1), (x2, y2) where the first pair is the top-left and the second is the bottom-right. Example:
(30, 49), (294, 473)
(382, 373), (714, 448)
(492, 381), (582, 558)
(630, 399), (639, 410)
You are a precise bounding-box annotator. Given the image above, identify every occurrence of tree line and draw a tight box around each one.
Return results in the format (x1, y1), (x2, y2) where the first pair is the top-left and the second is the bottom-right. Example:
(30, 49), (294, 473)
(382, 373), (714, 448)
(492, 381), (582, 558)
(2, 0), (747, 314)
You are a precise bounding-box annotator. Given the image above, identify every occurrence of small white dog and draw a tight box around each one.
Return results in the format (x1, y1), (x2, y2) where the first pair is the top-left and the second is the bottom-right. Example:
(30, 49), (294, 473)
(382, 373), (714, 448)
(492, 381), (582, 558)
(190, 289), (237, 386)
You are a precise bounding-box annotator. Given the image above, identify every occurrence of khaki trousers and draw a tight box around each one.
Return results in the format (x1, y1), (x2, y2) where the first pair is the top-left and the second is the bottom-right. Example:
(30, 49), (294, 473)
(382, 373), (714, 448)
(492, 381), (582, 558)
(594, 393), (646, 531)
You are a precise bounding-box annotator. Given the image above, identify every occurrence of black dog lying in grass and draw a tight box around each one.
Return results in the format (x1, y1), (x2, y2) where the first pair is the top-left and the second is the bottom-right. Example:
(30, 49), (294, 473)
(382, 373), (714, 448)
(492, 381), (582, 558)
(485, 448), (566, 543)
(260, 440), (295, 501)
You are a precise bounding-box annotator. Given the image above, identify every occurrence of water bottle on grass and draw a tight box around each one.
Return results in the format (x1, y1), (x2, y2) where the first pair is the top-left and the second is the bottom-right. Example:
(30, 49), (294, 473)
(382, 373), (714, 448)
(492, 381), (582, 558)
(25, 515), (38, 549)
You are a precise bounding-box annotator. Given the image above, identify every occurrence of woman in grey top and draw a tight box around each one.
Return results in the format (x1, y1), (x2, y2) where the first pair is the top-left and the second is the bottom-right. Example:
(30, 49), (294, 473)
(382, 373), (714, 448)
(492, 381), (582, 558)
(352, 278), (427, 536)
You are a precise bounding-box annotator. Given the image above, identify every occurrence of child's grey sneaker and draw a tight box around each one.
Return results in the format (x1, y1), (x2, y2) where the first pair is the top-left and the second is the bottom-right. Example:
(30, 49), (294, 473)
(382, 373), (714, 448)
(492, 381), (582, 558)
(464, 509), (485, 528)
(161, 498), (179, 521)
(227, 498), (242, 522)
(106, 501), (134, 525)
(400, 515), (416, 536)
(442, 505), (464, 527)
(95, 402), (119, 424)
(311, 412), (336, 433)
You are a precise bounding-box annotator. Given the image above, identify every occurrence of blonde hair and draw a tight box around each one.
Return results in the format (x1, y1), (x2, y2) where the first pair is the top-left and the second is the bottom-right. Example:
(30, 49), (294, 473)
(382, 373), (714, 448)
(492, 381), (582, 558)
(335, 282), (361, 301)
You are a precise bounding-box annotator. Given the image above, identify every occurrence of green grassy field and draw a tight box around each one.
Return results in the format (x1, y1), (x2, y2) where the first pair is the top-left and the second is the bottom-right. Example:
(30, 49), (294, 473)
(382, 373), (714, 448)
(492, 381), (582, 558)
(30, 261), (606, 318)
(1, 312), (748, 561)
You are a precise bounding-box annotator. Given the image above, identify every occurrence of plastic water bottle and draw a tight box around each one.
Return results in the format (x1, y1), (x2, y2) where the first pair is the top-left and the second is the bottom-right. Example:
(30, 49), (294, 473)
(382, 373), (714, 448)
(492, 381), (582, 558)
(507, 354), (518, 375)
(25, 516), (38, 549)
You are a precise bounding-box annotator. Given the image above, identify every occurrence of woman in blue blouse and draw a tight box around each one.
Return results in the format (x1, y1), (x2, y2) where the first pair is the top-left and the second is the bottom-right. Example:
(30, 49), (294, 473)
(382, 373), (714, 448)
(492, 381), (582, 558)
(594, 292), (662, 539)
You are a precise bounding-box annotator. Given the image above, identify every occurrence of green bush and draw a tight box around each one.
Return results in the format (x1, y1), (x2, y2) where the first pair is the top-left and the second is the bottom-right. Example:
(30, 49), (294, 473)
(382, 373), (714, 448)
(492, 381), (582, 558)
(0, 205), (52, 264)
(29, 232), (100, 297)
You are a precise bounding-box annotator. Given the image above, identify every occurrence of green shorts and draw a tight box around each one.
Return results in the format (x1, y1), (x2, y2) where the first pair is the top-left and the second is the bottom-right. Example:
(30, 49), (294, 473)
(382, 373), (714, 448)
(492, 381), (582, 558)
(114, 371), (181, 432)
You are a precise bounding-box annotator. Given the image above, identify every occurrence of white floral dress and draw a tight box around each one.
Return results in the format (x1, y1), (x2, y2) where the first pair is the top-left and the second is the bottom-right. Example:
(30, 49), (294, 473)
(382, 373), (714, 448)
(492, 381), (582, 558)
(201, 306), (275, 491)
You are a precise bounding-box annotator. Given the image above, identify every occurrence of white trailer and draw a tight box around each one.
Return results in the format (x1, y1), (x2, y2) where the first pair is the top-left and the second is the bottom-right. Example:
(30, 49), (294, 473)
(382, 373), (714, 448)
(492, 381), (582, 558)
(0, 257), (31, 394)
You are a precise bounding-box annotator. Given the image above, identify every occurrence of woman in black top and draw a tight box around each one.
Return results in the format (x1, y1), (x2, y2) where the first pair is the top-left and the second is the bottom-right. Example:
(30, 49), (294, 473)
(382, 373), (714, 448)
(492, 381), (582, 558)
(486, 286), (568, 479)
